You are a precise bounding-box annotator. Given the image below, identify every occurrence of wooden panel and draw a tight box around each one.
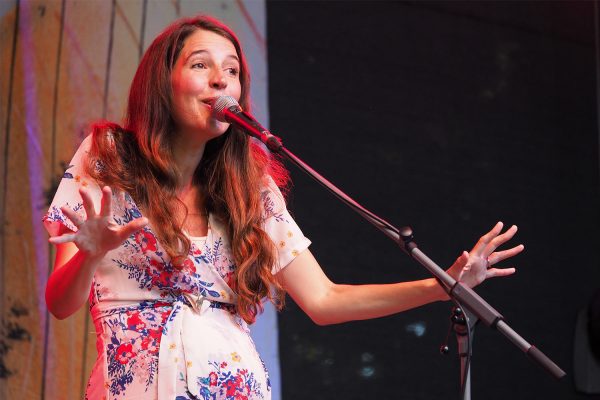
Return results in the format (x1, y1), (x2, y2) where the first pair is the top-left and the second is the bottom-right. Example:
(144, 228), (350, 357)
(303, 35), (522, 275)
(44, 1), (113, 398)
(0, 2), (17, 181)
(105, 0), (144, 123)
(0, 0), (17, 299)
(142, 0), (180, 53)
(0, 3), (19, 398)
(2, 0), (65, 398)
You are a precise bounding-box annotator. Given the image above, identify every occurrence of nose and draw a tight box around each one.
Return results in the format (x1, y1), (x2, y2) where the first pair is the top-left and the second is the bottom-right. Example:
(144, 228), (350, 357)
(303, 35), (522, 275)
(209, 70), (227, 90)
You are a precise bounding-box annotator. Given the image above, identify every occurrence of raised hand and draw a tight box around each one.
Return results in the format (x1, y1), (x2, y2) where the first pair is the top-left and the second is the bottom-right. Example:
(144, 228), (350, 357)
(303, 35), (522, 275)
(446, 222), (524, 289)
(49, 186), (148, 257)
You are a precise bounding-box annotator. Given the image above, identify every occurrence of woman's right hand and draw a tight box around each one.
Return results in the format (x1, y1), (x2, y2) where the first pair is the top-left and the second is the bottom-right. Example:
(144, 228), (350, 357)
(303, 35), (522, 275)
(49, 186), (148, 258)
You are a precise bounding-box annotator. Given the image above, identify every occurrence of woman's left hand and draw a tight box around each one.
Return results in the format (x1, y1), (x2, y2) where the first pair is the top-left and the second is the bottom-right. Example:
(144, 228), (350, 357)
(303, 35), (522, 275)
(446, 221), (524, 289)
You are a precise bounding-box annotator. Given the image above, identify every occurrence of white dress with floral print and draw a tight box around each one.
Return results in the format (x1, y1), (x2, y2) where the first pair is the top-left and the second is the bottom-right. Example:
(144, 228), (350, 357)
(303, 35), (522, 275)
(44, 136), (311, 400)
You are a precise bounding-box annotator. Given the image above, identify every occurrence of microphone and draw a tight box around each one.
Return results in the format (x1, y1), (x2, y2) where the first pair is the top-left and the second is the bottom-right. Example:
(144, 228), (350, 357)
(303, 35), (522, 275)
(211, 96), (283, 152)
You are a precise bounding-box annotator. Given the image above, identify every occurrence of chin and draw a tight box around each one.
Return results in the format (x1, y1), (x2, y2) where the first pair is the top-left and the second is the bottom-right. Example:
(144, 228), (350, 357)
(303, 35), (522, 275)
(207, 119), (231, 137)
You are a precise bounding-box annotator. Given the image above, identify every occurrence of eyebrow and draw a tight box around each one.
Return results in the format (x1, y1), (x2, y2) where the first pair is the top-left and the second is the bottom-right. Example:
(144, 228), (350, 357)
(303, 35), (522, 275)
(186, 50), (240, 63)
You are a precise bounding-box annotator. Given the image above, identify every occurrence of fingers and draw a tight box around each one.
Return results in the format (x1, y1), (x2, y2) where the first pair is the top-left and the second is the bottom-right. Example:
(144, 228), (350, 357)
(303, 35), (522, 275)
(100, 186), (113, 217)
(79, 187), (97, 219)
(454, 223), (523, 288)
(471, 222), (522, 259)
(471, 221), (503, 256)
(483, 225), (519, 256)
(455, 251), (469, 268)
(118, 217), (149, 241)
(487, 244), (525, 265)
(447, 251), (469, 281)
(486, 267), (516, 279)
(60, 205), (84, 227)
(49, 233), (76, 244)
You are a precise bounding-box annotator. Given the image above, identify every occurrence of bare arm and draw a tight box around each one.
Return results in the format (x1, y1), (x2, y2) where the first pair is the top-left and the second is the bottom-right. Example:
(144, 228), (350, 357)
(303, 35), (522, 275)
(278, 249), (449, 325)
(278, 222), (523, 326)
(46, 241), (106, 319)
(45, 186), (147, 320)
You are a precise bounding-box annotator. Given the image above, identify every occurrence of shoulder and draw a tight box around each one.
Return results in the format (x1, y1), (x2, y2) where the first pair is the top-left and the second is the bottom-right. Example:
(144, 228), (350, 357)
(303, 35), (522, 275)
(63, 134), (92, 178)
(89, 121), (128, 152)
(260, 175), (287, 219)
(87, 122), (134, 170)
(72, 123), (122, 162)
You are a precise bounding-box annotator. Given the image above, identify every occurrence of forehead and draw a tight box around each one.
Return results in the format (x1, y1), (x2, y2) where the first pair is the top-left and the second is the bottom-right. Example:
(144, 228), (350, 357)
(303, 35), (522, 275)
(180, 29), (238, 59)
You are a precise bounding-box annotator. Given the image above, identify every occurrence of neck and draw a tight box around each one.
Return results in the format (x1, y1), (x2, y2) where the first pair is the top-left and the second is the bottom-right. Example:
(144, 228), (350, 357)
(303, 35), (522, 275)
(172, 134), (207, 189)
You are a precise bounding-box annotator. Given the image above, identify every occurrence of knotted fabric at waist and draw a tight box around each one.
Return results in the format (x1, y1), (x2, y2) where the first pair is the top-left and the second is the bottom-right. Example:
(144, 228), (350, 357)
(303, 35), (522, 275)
(90, 294), (237, 323)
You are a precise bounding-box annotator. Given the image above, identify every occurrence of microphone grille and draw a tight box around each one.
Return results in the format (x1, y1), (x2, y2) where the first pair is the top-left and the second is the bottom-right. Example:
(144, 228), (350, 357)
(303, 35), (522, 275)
(212, 96), (239, 122)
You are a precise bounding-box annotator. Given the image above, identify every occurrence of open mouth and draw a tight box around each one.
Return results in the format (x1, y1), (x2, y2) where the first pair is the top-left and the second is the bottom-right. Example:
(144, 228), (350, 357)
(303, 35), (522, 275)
(201, 98), (216, 107)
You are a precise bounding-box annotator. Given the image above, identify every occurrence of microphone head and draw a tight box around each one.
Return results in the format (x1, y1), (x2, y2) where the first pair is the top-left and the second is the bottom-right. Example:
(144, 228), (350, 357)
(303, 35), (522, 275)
(211, 96), (240, 122)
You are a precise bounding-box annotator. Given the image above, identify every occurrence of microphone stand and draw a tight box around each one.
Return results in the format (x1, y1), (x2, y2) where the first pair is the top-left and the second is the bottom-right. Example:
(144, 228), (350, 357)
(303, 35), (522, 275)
(257, 134), (566, 399)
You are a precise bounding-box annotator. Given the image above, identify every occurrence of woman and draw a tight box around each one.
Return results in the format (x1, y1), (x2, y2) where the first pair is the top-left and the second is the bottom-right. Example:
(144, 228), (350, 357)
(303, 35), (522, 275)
(44, 15), (523, 400)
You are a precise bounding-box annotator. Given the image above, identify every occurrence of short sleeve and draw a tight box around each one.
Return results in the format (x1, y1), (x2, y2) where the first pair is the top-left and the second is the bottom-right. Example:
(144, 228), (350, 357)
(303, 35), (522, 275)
(43, 135), (103, 237)
(261, 176), (311, 274)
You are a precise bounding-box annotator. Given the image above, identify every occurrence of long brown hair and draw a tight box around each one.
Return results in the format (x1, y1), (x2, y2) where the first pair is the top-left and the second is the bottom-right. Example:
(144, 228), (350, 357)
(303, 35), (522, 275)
(86, 15), (288, 324)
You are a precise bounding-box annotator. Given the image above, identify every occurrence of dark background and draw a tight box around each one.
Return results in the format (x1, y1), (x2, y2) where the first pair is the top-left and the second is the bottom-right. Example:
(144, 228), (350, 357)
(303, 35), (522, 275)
(267, 1), (600, 399)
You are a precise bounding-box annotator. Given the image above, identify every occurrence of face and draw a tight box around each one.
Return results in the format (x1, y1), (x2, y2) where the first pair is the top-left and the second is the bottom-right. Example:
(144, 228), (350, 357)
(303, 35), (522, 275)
(170, 29), (242, 144)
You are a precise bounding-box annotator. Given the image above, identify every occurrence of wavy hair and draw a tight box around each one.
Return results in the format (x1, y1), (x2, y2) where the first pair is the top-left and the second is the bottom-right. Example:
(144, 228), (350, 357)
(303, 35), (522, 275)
(85, 15), (288, 324)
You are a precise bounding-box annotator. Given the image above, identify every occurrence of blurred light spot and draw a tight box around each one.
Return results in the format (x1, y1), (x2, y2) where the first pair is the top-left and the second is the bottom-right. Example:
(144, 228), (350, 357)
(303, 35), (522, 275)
(323, 358), (334, 366)
(361, 352), (374, 363)
(406, 321), (426, 337)
(359, 366), (376, 379)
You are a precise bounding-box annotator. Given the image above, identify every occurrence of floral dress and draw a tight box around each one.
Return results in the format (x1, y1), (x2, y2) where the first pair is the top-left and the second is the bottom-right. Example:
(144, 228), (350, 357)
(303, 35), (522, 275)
(43, 136), (311, 400)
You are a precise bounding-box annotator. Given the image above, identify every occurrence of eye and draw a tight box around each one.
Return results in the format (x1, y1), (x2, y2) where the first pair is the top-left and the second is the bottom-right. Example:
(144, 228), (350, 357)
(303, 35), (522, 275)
(226, 67), (239, 77)
(192, 62), (206, 69)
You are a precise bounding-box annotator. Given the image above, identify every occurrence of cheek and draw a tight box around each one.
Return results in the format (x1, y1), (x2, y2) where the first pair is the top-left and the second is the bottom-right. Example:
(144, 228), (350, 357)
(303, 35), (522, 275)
(229, 84), (242, 104)
(172, 70), (207, 100)
(174, 78), (205, 99)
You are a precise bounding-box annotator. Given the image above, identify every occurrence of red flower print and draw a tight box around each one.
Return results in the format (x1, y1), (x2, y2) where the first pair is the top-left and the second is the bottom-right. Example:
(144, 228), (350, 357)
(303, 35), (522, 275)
(192, 247), (202, 256)
(135, 230), (157, 252)
(225, 380), (237, 397)
(148, 328), (162, 340)
(182, 258), (196, 274)
(116, 343), (136, 365)
(161, 310), (171, 320)
(223, 272), (234, 286)
(149, 258), (162, 270)
(208, 372), (218, 387)
(198, 361), (263, 399)
(127, 313), (145, 330)
(235, 375), (244, 389)
(141, 336), (152, 350)
(145, 337), (161, 355)
(152, 269), (173, 287)
(160, 271), (172, 286)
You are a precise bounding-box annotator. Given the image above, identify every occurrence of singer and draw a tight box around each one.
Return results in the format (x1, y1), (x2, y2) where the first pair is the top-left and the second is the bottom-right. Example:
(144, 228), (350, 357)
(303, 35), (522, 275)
(43, 15), (523, 400)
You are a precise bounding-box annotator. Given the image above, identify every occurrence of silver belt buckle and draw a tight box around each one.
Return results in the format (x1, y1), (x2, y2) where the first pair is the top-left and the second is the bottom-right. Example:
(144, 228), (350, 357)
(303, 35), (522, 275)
(183, 293), (210, 314)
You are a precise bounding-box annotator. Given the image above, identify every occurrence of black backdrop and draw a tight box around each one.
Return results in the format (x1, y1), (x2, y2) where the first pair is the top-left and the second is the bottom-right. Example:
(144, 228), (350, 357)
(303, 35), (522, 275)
(266, 2), (600, 399)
